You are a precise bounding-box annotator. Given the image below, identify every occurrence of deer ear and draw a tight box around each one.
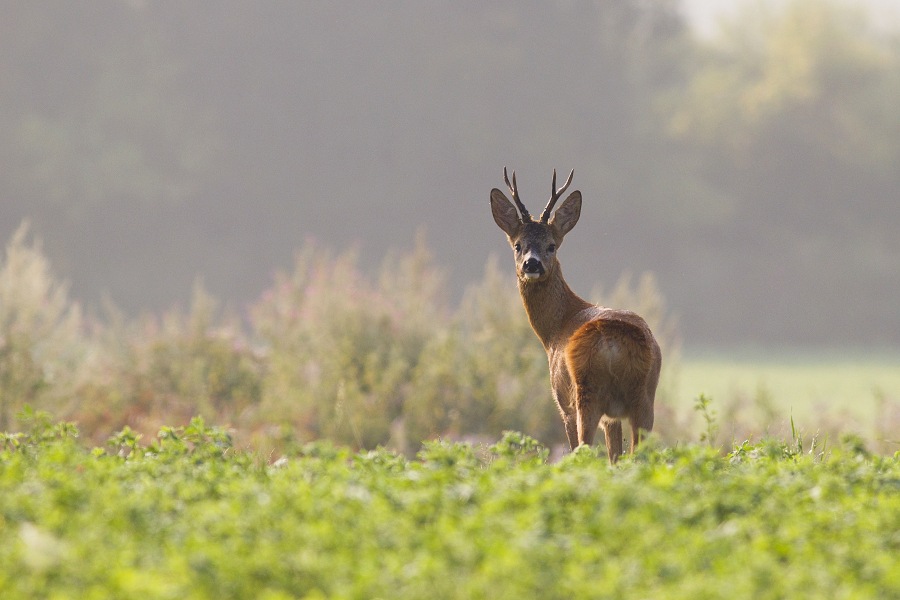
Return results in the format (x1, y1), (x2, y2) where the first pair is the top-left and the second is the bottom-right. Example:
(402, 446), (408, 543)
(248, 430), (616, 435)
(490, 188), (522, 237)
(549, 191), (581, 239)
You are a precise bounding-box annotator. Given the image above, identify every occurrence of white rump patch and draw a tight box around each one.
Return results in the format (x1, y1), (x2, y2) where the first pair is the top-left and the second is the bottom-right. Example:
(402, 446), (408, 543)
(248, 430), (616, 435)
(602, 339), (623, 365)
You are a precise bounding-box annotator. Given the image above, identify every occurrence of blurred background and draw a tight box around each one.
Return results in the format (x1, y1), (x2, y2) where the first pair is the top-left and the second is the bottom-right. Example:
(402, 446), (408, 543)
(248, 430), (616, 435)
(2, 0), (898, 450)
(4, 0), (899, 347)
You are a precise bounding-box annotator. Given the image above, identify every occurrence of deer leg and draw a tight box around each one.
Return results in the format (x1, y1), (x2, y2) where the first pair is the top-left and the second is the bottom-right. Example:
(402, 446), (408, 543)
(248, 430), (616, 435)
(555, 399), (579, 450)
(601, 417), (623, 463)
(561, 413), (579, 450)
(629, 401), (655, 454)
(629, 422), (643, 454)
(575, 386), (602, 447)
(552, 387), (579, 450)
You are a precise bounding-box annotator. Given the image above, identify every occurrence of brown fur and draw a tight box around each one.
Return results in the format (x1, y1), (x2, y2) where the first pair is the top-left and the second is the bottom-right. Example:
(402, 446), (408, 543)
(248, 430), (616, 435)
(565, 316), (659, 458)
(490, 170), (661, 463)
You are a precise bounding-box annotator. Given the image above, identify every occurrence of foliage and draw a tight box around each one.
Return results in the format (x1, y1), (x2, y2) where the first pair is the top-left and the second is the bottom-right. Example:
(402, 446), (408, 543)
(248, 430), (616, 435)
(7, 220), (900, 455)
(249, 236), (447, 451)
(663, 0), (900, 344)
(3, 224), (898, 456)
(693, 393), (719, 448)
(0, 224), (84, 431)
(70, 283), (263, 444)
(1, 422), (898, 599)
(678, 353), (900, 455)
(0, 223), (678, 452)
(669, 0), (899, 169)
(405, 257), (559, 447)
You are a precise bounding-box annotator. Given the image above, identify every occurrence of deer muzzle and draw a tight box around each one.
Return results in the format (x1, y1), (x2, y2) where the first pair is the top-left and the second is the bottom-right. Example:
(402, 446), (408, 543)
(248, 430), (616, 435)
(522, 256), (544, 279)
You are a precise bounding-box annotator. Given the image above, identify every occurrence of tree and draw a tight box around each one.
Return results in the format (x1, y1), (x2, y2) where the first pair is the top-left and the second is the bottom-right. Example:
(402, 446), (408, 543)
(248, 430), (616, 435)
(663, 0), (900, 343)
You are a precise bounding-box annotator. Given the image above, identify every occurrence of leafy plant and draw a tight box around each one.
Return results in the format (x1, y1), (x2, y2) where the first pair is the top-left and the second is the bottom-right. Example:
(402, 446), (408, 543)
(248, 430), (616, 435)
(489, 430), (549, 464)
(0, 223), (85, 431)
(1, 425), (897, 599)
(694, 393), (719, 448)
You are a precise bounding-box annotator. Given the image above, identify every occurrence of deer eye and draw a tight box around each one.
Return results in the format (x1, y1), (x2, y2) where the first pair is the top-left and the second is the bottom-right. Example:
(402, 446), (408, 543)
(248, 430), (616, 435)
(547, 244), (556, 253)
(514, 243), (521, 253)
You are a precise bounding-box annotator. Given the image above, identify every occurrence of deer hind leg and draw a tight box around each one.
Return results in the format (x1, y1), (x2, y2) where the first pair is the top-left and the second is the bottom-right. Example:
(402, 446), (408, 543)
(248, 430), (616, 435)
(601, 416), (624, 463)
(629, 396), (656, 454)
(628, 382), (659, 453)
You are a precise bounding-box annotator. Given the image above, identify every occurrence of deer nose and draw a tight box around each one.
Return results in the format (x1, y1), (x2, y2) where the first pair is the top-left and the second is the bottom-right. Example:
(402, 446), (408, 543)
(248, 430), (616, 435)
(522, 257), (544, 275)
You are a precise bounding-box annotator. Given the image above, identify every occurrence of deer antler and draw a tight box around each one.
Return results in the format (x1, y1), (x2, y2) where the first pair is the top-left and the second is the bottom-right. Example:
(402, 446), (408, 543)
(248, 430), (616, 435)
(504, 167), (532, 222)
(539, 168), (575, 223)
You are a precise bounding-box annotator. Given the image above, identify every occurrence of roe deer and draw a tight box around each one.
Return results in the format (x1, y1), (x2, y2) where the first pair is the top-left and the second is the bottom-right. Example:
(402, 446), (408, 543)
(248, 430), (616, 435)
(489, 168), (661, 463)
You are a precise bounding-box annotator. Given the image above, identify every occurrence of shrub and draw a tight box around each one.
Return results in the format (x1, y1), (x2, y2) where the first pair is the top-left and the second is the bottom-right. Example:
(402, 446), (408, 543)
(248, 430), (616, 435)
(0, 225), (680, 454)
(0, 223), (85, 431)
(405, 257), (559, 447)
(250, 236), (447, 450)
(72, 283), (262, 443)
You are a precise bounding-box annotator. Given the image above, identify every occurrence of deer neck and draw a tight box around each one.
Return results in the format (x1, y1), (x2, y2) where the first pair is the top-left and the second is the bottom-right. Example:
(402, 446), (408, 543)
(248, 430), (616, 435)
(518, 266), (590, 351)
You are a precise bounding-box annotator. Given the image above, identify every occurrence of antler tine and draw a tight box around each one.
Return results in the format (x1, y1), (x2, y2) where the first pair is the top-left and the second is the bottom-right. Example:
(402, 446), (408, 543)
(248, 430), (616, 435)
(540, 168), (575, 223)
(503, 166), (532, 221)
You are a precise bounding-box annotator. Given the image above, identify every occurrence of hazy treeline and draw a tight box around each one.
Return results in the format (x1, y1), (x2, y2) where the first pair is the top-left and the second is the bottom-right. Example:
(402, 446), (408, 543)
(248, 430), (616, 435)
(2, 1), (899, 346)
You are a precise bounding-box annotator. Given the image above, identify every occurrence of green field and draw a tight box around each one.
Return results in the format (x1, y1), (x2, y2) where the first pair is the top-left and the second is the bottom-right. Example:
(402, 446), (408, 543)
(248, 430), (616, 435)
(674, 351), (900, 453)
(1, 418), (898, 599)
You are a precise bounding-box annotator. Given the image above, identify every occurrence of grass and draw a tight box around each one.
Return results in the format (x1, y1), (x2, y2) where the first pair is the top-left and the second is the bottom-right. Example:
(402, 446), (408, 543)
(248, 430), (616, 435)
(676, 350), (900, 453)
(1, 420), (898, 600)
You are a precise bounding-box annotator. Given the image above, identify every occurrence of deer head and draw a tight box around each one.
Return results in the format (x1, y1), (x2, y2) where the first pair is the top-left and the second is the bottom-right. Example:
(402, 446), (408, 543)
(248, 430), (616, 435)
(490, 167), (581, 283)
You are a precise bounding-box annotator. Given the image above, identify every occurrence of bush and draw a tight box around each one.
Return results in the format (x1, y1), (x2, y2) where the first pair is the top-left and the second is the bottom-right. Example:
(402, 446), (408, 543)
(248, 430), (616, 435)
(72, 283), (262, 444)
(0, 225), (680, 453)
(249, 236), (447, 451)
(0, 223), (85, 431)
(405, 257), (559, 447)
